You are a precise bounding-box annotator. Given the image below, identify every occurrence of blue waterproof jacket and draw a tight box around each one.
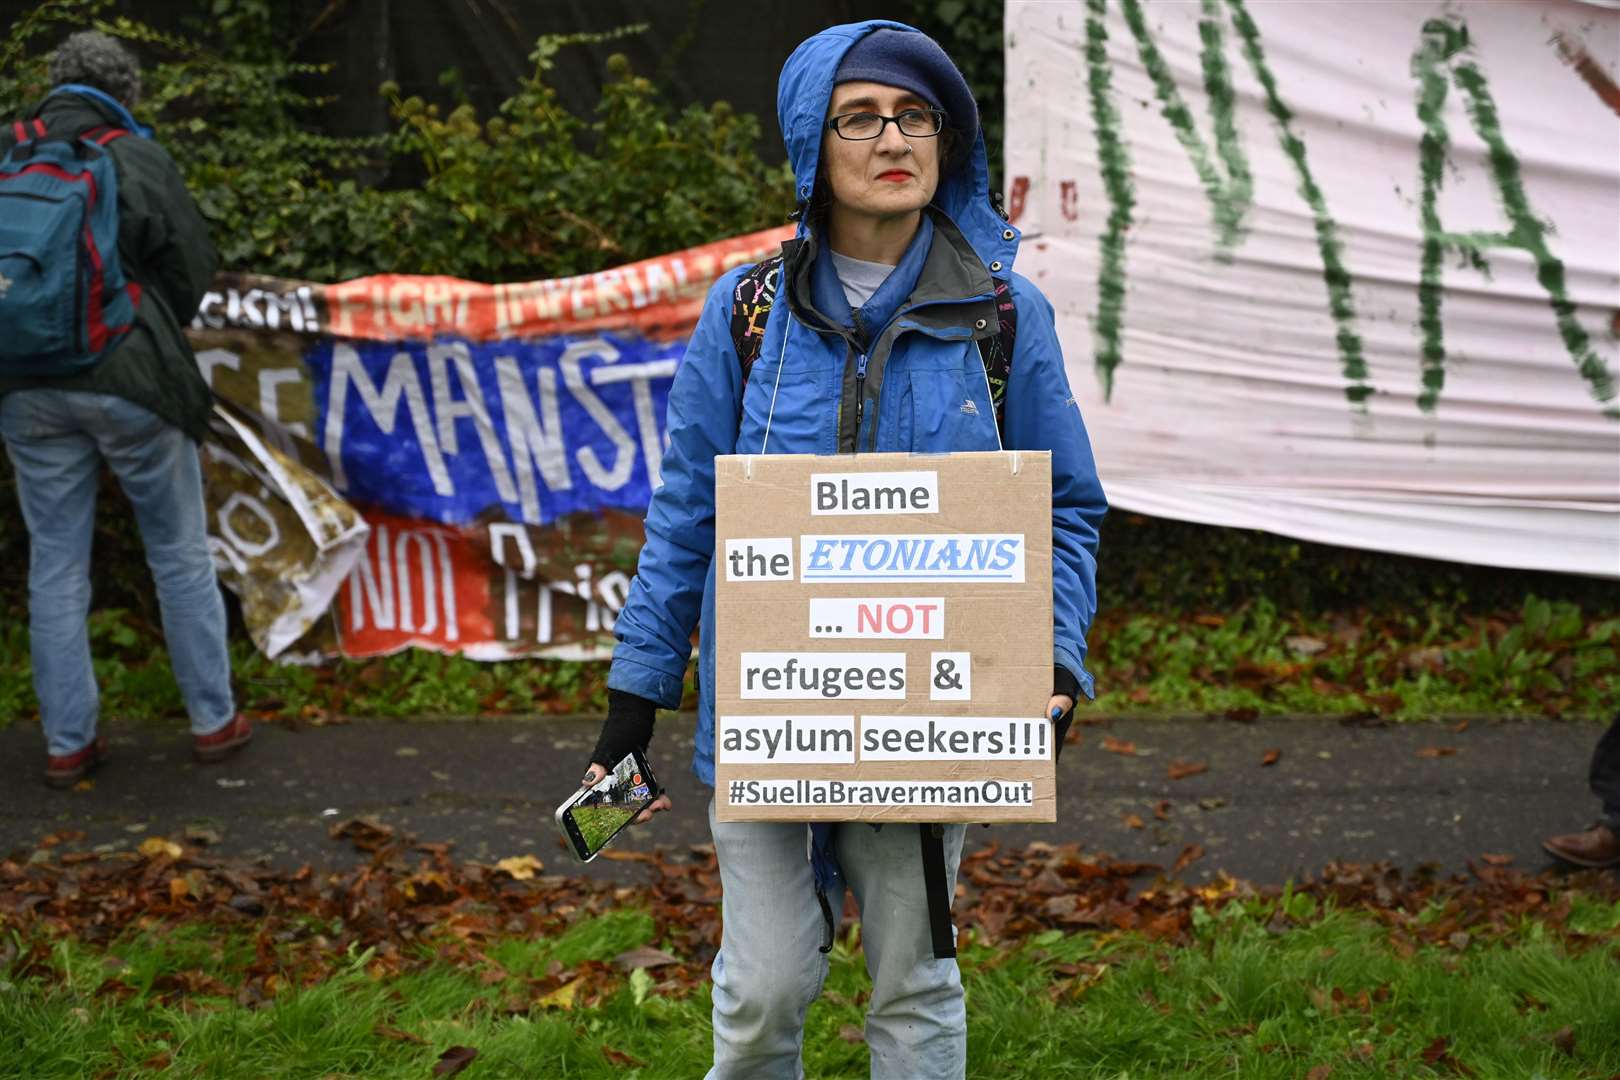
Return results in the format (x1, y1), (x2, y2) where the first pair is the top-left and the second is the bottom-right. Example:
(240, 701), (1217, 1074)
(607, 19), (1108, 790)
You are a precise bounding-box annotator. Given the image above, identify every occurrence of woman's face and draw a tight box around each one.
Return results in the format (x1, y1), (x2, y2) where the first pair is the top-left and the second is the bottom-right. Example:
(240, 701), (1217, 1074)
(820, 81), (941, 223)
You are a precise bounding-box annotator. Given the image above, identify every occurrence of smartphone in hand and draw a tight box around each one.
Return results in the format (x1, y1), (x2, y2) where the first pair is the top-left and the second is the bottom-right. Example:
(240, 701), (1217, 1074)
(555, 748), (661, 863)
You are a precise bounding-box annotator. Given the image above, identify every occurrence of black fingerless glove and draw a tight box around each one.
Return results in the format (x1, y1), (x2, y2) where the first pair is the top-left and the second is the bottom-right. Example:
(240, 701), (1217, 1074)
(1053, 665), (1081, 760)
(589, 689), (658, 771)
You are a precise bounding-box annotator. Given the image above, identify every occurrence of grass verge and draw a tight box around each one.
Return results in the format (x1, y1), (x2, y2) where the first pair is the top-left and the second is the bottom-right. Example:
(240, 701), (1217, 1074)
(2, 595), (1614, 733)
(6, 827), (1620, 1078)
(3, 901), (1619, 1078)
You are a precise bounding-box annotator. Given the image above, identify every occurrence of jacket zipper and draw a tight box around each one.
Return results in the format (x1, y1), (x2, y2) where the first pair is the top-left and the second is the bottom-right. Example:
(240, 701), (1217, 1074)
(853, 351), (869, 451)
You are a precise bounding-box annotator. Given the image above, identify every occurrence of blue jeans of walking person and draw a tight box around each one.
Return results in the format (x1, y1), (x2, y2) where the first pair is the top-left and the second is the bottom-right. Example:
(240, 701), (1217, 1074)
(1, 389), (235, 757)
(706, 798), (968, 1080)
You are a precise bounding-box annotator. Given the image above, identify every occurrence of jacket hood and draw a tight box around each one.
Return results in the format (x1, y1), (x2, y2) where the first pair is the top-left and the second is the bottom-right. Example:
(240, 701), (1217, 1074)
(776, 20), (1019, 275)
(31, 86), (152, 139)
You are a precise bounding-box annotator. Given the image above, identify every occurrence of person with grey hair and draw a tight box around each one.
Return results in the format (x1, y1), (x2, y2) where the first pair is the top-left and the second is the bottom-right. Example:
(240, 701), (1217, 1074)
(0, 30), (251, 787)
(48, 29), (143, 111)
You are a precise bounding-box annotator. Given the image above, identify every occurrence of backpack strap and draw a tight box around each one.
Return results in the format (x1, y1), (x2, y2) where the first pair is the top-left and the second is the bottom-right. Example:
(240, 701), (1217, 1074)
(919, 823), (957, 959)
(974, 276), (1017, 435)
(729, 254), (784, 385)
(10, 118), (47, 144)
(728, 258), (1018, 437)
(81, 125), (128, 147)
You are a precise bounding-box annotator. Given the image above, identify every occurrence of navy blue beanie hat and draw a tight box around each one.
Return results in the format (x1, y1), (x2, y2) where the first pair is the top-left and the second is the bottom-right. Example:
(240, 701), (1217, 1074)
(834, 28), (978, 159)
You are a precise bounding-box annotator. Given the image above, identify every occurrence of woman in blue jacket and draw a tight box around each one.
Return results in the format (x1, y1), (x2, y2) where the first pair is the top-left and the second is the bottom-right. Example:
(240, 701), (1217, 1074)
(583, 21), (1107, 1079)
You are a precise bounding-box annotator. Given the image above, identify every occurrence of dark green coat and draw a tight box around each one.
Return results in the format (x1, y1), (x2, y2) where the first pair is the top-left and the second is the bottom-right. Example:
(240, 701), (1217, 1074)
(0, 92), (218, 441)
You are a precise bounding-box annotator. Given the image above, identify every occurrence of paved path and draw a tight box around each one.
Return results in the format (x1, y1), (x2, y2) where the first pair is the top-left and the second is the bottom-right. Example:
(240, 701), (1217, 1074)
(0, 713), (1606, 884)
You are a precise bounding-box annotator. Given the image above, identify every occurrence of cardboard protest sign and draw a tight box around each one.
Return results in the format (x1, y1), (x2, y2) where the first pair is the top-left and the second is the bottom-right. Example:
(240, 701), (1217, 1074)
(713, 451), (1055, 823)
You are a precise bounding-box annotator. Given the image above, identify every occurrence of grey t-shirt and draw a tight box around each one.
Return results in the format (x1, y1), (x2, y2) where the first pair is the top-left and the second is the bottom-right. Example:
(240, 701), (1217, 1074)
(829, 250), (895, 311)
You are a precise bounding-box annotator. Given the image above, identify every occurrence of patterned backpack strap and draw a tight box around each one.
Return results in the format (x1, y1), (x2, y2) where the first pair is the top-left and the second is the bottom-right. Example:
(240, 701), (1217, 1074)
(974, 276), (1018, 436)
(8, 118), (46, 146)
(729, 254), (785, 387)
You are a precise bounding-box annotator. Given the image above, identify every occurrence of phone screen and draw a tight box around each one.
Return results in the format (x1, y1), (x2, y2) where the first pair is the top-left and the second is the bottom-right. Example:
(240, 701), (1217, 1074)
(557, 751), (657, 862)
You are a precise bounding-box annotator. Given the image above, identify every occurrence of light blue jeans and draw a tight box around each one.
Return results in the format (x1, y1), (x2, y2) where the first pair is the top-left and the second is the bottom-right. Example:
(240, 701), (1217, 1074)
(1, 390), (235, 756)
(706, 798), (968, 1080)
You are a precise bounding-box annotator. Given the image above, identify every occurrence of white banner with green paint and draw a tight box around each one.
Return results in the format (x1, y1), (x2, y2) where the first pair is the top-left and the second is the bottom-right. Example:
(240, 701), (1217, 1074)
(1006, 0), (1618, 576)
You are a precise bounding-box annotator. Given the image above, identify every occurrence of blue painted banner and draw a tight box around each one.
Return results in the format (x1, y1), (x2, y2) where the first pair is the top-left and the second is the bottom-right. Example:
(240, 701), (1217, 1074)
(307, 332), (682, 526)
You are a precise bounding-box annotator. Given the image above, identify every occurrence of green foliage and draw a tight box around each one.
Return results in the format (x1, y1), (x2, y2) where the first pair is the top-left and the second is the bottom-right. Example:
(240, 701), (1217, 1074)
(0, 0), (792, 283)
(376, 34), (794, 281)
(0, 619), (31, 723)
(5, 589), (1613, 732)
(1089, 593), (1620, 718)
(1098, 512), (1611, 615)
(0, 0), (387, 281)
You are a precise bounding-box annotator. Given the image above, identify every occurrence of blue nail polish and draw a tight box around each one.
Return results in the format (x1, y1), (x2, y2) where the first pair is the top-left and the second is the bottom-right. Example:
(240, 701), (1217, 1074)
(1050, 706), (1062, 719)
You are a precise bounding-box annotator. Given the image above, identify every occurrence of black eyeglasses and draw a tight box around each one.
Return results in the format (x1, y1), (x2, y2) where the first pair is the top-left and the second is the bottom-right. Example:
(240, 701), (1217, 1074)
(825, 108), (945, 141)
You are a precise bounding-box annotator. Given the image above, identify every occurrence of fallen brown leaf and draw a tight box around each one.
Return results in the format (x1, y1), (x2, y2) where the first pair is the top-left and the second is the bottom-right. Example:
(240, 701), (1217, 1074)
(614, 945), (680, 971)
(535, 978), (581, 1010)
(602, 1044), (648, 1067)
(1143, 911), (1186, 940)
(1416, 746), (1458, 759)
(1260, 749), (1281, 767)
(1171, 843), (1205, 875)
(328, 816), (395, 852)
(1419, 1035), (1474, 1076)
(373, 1024), (426, 1044)
(494, 855), (544, 881)
(433, 1046), (479, 1076)
(1167, 759), (1208, 781)
(1122, 814), (1145, 830)
(1286, 635), (1328, 657)
(1306, 1065), (1333, 1080)
(596, 849), (656, 863)
(137, 837), (183, 861)
(1101, 736), (1137, 756)
(839, 1024), (865, 1044)
(1152, 800), (1172, 821)
(1480, 853), (1514, 867)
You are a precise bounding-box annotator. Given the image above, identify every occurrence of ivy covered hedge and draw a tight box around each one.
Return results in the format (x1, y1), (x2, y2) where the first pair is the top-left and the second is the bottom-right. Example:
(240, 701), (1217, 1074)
(1, 1), (795, 283)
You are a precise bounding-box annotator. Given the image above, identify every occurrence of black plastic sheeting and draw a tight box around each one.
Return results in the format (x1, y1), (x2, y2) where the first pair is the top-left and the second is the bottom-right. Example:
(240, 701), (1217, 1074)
(4, 0), (909, 164)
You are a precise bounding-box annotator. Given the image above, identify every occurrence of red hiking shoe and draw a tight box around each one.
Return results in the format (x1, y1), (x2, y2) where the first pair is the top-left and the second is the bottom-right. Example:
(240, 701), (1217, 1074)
(193, 713), (253, 763)
(45, 736), (109, 789)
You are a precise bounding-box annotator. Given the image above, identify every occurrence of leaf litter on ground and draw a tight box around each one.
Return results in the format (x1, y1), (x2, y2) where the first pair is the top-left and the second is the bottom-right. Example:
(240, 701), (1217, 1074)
(6, 816), (1619, 1016)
